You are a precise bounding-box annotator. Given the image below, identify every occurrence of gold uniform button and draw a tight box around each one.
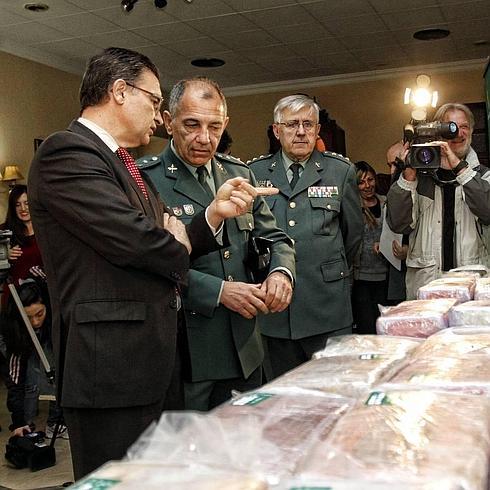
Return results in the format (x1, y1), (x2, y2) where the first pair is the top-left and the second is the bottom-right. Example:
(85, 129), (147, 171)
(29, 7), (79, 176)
(223, 250), (230, 259)
(288, 220), (296, 227)
(289, 202), (296, 208)
(227, 275), (234, 281)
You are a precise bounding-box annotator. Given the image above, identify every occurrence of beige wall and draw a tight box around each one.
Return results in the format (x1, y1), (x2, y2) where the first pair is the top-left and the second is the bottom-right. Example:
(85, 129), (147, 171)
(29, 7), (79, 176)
(225, 67), (486, 172)
(0, 51), (81, 220)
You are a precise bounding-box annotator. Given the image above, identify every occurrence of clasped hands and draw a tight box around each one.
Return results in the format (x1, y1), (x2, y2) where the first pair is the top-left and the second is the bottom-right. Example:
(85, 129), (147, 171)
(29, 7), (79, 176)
(164, 177), (278, 254)
(221, 271), (293, 320)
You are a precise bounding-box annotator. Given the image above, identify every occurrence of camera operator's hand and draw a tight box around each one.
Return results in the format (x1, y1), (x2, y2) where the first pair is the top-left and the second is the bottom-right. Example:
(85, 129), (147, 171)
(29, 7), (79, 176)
(8, 245), (22, 261)
(433, 140), (461, 170)
(402, 167), (417, 182)
(12, 425), (31, 437)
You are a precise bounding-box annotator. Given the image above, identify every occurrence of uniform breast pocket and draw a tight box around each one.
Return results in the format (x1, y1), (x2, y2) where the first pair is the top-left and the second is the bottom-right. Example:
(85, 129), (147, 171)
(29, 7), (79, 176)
(310, 198), (340, 235)
(235, 212), (254, 234)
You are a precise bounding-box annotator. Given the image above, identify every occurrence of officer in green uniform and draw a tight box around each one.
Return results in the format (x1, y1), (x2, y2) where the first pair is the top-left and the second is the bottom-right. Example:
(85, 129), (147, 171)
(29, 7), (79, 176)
(138, 77), (295, 411)
(249, 94), (363, 379)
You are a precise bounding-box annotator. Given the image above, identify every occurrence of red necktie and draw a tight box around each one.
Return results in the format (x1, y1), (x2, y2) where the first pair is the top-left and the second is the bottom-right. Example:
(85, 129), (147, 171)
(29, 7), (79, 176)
(116, 147), (148, 199)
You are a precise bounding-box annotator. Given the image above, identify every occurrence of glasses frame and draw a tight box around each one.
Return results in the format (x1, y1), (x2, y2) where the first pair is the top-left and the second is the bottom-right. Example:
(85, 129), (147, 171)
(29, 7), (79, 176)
(276, 120), (319, 132)
(125, 81), (164, 112)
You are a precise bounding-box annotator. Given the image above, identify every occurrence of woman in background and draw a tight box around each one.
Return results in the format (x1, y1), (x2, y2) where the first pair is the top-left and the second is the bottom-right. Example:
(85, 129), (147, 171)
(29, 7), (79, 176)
(2, 184), (44, 288)
(2, 280), (65, 438)
(352, 161), (389, 335)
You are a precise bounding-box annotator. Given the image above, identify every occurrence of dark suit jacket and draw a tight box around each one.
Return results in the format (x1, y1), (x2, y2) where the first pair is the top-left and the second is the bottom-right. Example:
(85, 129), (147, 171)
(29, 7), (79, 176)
(139, 145), (295, 382)
(28, 120), (218, 409)
(250, 150), (363, 339)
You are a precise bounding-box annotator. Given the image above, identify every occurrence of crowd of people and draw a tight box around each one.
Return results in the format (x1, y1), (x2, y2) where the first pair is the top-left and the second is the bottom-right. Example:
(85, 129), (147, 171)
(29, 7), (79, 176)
(0, 45), (487, 481)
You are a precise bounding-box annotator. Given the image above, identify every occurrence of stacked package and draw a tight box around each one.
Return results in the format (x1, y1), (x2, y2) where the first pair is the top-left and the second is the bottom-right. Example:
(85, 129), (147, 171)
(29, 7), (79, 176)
(384, 327), (490, 394)
(313, 334), (421, 359)
(448, 300), (490, 327)
(475, 278), (490, 300)
(294, 389), (490, 489)
(265, 354), (403, 398)
(70, 461), (267, 490)
(376, 299), (457, 338)
(417, 276), (476, 303)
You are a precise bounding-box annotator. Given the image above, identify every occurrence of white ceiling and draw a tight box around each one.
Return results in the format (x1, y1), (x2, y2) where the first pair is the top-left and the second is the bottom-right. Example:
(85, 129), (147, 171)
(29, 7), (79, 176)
(1, 0), (489, 93)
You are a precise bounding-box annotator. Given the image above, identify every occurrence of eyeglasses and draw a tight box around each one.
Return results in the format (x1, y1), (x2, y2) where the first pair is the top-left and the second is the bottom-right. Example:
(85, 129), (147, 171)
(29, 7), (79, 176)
(125, 82), (164, 112)
(276, 120), (318, 132)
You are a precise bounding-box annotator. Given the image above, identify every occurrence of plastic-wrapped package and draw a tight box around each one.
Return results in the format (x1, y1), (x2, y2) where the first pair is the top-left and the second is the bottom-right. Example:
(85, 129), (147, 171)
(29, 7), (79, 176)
(448, 300), (490, 327)
(417, 276), (476, 303)
(126, 391), (353, 484)
(475, 278), (490, 300)
(376, 299), (458, 338)
(264, 355), (403, 398)
(410, 326), (490, 360)
(70, 461), (268, 489)
(313, 334), (421, 359)
(385, 354), (490, 395)
(213, 388), (353, 478)
(449, 264), (488, 277)
(295, 390), (490, 489)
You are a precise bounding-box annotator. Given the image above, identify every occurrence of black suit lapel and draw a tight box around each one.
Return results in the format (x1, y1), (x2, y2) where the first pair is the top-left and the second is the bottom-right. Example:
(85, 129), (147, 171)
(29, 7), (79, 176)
(69, 120), (155, 217)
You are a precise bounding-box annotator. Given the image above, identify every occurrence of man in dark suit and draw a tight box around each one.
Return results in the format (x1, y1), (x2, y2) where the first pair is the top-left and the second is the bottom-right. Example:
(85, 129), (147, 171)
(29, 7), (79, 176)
(139, 77), (295, 411)
(27, 47), (268, 479)
(249, 94), (363, 379)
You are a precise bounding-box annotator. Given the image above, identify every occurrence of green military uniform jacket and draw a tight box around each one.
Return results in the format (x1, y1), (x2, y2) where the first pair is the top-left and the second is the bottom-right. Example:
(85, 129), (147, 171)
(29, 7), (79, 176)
(249, 150), (363, 339)
(138, 144), (295, 382)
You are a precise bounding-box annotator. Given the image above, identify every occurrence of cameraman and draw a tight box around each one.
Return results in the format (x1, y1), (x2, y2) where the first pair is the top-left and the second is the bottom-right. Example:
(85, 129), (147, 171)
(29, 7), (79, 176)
(386, 103), (490, 299)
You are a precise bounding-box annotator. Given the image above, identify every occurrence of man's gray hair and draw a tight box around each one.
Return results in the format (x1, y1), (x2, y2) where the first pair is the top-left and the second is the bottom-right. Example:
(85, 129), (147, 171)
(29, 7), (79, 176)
(433, 103), (474, 131)
(168, 77), (227, 117)
(273, 94), (320, 123)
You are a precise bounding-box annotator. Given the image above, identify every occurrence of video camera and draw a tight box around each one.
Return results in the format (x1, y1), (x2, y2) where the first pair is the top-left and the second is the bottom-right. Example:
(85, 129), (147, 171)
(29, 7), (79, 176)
(404, 121), (458, 169)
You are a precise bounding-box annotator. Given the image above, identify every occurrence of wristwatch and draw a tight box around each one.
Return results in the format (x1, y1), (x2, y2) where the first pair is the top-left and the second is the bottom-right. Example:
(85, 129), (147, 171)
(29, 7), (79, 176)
(452, 160), (469, 175)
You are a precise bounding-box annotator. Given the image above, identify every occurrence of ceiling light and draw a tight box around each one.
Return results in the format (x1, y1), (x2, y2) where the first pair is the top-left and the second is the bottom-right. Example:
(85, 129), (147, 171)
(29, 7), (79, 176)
(404, 74), (438, 122)
(413, 28), (450, 41)
(154, 0), (167, 7)
(191, 58), (225, 68)
(121, 0), (138, 13)
(23, 3), (49, 12)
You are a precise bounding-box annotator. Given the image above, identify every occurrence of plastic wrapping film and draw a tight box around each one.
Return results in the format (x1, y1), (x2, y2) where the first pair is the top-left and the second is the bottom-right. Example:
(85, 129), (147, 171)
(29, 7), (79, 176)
(448, 264), (488, 277)
(475, 278), (490, 300)
(125, 390), (353, 485)
(417, 276), (476, 303)
(69, 461), (268, 489)
(448, 299), (490, 327)
(294, 389), (490, 490)
(213, 388), (354, 479)
(376, 299), (458, 338)
(264, 355), (404, 398)
(313, 334), (422, 360)
(409, 326), (490, 360)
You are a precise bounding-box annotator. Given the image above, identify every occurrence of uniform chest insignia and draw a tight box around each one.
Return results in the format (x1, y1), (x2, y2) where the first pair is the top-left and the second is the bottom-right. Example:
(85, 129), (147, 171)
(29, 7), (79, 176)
(271, 162), (276, 168)
(315, 161), (321, 168)
(172, 206), (183, 217)
(257, 179), (274, 188)
(326, 186), (339, 196)
(216, 161), (225, 172)
(308, 186), (331, 198)
(183, 204), (195, 215)
(168, 164), (178, 173)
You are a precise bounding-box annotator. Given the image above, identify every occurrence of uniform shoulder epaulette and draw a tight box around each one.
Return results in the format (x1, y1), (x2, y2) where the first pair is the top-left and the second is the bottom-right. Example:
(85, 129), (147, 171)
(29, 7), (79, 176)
(247, 154), (273, 165)
(136, 154), (162, 169)
(322, 151), (352, 165)
(215, 152), (247, 167)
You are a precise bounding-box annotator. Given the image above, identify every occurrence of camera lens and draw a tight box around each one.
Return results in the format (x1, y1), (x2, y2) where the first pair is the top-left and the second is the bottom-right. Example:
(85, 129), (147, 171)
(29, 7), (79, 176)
(416, 147), (435, 166)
